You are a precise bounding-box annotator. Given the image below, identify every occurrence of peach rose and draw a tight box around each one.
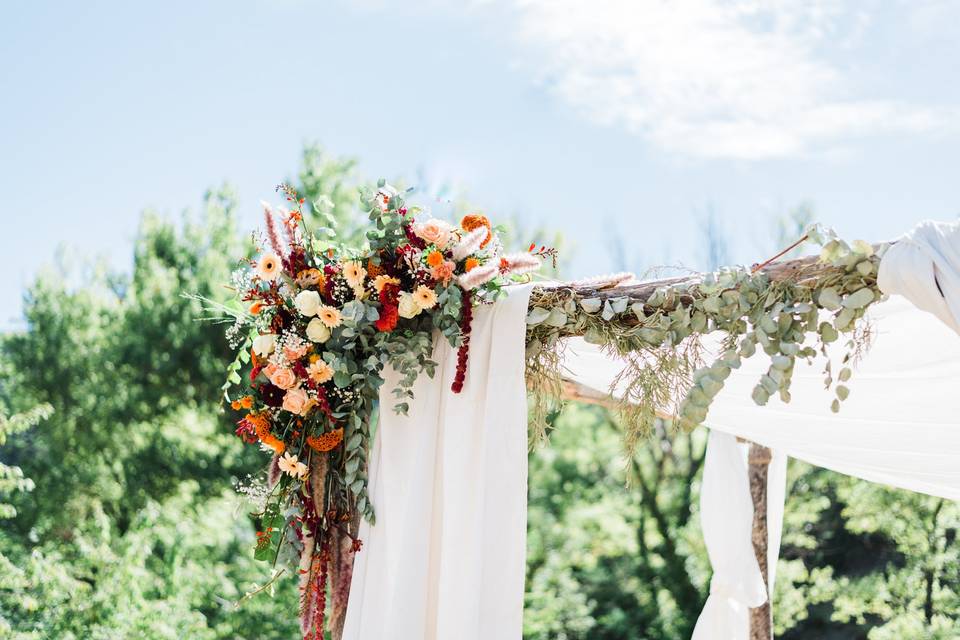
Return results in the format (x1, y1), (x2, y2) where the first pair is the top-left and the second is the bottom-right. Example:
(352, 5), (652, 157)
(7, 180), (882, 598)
(430, 260), (455, 284)
(413, 219), (453, 248)
(282, 387), (310, 416)
(268, 366), (297, 390)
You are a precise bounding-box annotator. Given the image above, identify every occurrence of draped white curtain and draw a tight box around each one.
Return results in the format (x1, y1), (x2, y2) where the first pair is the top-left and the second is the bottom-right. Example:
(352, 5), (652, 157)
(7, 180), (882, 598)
(343, 284), (534, 640)
(691, 433), (787, 640)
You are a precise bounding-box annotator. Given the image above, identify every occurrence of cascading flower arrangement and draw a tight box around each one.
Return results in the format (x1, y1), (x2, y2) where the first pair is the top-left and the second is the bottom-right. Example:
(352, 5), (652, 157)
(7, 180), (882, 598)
(218, 181), (550, 638)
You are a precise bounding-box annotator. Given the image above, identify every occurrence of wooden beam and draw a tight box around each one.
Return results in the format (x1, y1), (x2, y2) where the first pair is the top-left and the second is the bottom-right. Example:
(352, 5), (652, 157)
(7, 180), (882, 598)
(527, 252), (838, 334)
(746, 442), (773, 640)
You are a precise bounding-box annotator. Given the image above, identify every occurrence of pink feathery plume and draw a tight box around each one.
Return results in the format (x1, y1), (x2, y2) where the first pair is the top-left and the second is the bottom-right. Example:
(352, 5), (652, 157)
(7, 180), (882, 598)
(276, 205), (299, 247)
(267, 454), (281, 489)
(451, 227), (488, 262)
(458, 263), (498, 290)
(328, 516), (360, 640)
(499, 253), (541, 275)
(297, 531), (317, 633)
(567, 272), (635, 288)
(261, 200), (285, 256)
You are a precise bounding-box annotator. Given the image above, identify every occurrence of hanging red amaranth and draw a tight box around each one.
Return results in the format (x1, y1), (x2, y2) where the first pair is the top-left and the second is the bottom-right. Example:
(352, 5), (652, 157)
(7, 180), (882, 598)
(451, 288), (473, 393)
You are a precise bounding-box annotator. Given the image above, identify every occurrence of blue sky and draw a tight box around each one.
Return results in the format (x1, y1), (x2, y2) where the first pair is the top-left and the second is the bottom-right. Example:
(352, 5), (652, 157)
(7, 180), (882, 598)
(2, 0), (959, 329)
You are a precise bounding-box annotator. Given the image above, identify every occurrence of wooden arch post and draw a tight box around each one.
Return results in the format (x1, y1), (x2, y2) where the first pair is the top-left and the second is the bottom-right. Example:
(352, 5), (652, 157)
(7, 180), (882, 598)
(745, 440), (773, 640)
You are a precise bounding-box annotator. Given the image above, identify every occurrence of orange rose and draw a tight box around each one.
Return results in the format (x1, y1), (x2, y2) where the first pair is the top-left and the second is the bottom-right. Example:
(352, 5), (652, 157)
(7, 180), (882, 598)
(460, 213), (492, 248)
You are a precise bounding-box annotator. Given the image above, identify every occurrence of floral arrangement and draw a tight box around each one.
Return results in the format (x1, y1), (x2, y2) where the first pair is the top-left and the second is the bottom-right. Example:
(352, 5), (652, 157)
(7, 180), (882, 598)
(218, 181), (548, 638)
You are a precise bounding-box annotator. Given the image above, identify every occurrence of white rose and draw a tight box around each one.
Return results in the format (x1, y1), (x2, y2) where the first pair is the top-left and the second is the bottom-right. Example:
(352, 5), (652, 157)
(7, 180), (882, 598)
(398, 291), (422, 319)
(305, 317), (331, 343)
(294, 290), (322, 317)
(252, 333), (276, 357)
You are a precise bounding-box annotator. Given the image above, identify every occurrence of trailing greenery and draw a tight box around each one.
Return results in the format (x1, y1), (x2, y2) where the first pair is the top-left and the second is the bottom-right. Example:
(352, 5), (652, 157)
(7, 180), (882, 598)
(526, 228), (884, 447)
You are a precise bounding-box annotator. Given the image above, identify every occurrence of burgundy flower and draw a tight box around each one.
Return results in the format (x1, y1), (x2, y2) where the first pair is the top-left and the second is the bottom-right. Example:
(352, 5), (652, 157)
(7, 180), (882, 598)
(259, 383), (284, 408)
(403, 224), (427, 250)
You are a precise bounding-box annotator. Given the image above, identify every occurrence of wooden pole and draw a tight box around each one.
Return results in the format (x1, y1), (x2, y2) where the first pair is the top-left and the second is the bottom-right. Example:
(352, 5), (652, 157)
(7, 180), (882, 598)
(746, 442), (773, 640)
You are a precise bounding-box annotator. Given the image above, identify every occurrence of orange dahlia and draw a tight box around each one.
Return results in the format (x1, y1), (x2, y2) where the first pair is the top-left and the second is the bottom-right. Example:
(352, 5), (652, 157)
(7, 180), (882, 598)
(460, 213), (492, 248)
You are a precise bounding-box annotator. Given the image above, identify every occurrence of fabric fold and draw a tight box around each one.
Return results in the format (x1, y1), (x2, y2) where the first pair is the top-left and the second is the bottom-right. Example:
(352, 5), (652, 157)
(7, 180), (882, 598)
(878, 219), (960, 334)
(692, 431), (767, 640)
(343, 284), (534, 640)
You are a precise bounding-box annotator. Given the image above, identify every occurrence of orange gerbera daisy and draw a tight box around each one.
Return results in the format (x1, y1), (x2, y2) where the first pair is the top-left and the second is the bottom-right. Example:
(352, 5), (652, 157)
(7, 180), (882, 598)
(460, 213), (492, 248)
(426, 250), (444, 268)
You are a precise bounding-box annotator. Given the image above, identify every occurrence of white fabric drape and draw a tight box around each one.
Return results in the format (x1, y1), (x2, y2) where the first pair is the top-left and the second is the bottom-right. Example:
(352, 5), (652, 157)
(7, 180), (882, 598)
(691, 433), (787, 640)
(878, 219), (960, 335)
(343, 284), (534, 640)
(691, 431), (765, 639)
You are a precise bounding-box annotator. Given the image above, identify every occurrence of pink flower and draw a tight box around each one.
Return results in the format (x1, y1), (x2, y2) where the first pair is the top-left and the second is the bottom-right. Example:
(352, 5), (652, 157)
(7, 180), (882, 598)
(283, 343), (309, 361)
(282, 387), (311, 416)
(413, 219), (453, 248)
(268, 366), (297, 390)
(430, 260), (456, 284)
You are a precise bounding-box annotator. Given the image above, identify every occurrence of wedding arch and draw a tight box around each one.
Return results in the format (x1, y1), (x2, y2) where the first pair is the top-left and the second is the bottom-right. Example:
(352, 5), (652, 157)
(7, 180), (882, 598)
(212, 184), (960, 640)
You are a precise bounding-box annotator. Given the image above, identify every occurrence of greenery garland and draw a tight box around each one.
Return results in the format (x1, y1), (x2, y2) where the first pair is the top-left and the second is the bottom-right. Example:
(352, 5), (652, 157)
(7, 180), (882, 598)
(525, 225), (886, 449)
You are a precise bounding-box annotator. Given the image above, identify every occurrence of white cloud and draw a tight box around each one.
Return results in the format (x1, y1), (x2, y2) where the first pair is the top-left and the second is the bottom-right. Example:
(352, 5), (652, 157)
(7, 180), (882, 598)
(500, 0), (959, 159)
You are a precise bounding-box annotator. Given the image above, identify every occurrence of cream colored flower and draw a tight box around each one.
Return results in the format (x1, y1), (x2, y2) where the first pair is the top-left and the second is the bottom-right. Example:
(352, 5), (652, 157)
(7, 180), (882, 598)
(252, 333), (277, 357)
(294, 290), (322, 317)
(413, 285), (438, 310)
(278, 451), (308, 479)
(305, 317), (331, 343)
(342, 260), (367, 289)
(307, 359), (335, 384)
(373, 274), (401, 293)
(398, 291), (422, 319)
(282, 387), (311, 415)
(318, 305), (343, 328)
(256, 253), (282, 281)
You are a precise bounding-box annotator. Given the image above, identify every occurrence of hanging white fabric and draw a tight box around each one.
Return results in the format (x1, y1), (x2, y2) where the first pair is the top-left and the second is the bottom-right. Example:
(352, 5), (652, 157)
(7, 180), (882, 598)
(691, 431), (765, 639)
(561, 295), (960, 500)
(343, 284), (534, 640)
(878, 219), (960, 334)
(691, 432), (787, 640)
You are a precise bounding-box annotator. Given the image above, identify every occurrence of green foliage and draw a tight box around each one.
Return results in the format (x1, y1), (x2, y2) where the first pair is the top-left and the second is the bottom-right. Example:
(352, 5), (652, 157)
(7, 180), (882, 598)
(526, 226), (883, 446)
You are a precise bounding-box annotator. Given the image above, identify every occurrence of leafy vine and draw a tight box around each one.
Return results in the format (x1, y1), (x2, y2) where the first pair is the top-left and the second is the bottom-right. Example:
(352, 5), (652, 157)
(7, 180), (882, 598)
(525, 226), (887, 449)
